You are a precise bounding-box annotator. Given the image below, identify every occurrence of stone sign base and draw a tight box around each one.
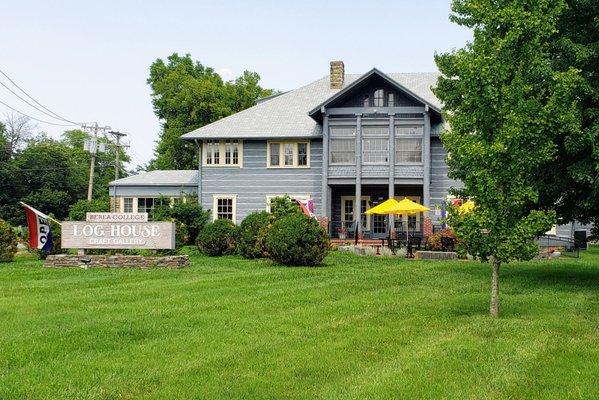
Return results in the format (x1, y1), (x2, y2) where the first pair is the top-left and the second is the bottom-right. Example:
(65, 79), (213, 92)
(44, 254), (190, 269)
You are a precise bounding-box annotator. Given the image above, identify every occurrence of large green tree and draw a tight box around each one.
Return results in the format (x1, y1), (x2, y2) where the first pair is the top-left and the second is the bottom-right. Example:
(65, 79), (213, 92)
(147, 53), (274, 170)
(435, 0), (581, 316)
(537, 0), (599, 235)
(0, 128), (130, 225)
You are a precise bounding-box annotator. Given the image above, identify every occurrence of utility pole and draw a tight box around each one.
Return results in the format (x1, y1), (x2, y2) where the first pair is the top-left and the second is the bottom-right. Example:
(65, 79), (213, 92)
(107, 131), (128, 211)
(82, 122), (111, 201)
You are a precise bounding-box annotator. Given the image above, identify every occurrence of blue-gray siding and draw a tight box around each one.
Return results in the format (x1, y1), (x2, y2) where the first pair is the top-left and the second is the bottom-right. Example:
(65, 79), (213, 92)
(430, 137), (462, 224)
(200, 139), (323, 221)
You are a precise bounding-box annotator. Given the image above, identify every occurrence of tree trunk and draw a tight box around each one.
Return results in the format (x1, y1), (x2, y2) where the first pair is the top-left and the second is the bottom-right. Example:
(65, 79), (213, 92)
(490, 258), (501, 317)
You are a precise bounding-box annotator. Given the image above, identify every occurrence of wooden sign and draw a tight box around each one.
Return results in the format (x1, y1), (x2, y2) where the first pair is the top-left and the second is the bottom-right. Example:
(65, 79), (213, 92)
(86, 212), (148, 223)
(61, 221), (175, 249)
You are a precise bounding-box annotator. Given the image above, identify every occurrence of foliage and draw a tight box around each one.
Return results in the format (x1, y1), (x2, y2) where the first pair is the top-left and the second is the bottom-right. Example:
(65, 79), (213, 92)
(0, 127), (130, 225)
(237, 211), (273, 259)
(196, 219), (238, 256)
(147, 53), (274, 170)
(0, 218), (17, 262)
(265, 213), (329, 266)
(434, 0), (577, 315)
(151, 198), (210, 245)
(68, 199), (110, 221)
(426, 228), (458, 251)
(537, 0), (599, 233)
(269, 195), (303, 219)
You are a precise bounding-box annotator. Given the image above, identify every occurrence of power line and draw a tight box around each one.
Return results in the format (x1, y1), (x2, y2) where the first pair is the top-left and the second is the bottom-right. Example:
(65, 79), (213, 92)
(0, 68), (81, 125)
(0, 98), (76, 126)
(0, 80), (80, 124)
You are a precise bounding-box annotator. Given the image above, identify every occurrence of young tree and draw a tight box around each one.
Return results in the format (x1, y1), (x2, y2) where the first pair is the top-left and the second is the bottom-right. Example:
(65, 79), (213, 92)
(435, 0), (581, 316)
(147, 53), (274, 170)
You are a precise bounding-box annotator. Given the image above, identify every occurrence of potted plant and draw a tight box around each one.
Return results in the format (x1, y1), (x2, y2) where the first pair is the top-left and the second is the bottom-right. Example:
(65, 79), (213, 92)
(337, 226), (348, 240)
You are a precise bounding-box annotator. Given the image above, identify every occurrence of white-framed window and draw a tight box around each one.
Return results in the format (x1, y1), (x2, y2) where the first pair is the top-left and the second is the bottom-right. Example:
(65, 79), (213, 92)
(204, 140), (242, 167)
(265, 194), (311, 212)
(123, 197), (133, 213)
(373, 89), (385, 107)
(396, 138), (422, 163)
(212, 195), (237, 223)
(267, 141), (310, 168)
(388, 93), (395, 107)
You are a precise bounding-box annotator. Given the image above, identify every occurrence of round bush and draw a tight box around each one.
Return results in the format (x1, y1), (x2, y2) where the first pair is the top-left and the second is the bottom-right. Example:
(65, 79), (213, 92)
(265, 213), (329, 266)
(238, 211), (273, 259)
(197, 219), (238, 256)
(0, 219), (18, 262)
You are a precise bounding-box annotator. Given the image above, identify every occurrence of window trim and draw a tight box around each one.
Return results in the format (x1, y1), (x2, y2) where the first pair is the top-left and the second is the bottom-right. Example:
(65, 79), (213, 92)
(212, 194), (237, 224)
(395, 137), (423, 165)
(266, 140), (311, 168)
(203, 140), (243, 167)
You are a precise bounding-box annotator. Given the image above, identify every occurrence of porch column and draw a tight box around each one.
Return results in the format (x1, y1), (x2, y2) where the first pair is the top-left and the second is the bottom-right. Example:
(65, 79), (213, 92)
(423, 107), (431, 209)
(321, 114), (330, 219)
(196, 140), (203, 207)
(388, 113), (396, 235)
(355, 114), (362, 237)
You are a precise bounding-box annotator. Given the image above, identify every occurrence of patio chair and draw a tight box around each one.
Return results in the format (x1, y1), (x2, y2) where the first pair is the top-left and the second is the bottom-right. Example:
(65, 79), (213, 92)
(441, 237), (455, 252)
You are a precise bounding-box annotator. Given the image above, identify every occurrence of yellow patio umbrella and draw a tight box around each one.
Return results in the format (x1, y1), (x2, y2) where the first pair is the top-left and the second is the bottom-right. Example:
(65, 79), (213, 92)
(366, 197), (430, 241)
(364, 198), (403, 215)
(459, 199), (476, 214)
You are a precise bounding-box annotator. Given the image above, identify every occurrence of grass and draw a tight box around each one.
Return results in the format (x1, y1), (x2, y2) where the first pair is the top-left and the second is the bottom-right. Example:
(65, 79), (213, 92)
(0, 247), (598, 400)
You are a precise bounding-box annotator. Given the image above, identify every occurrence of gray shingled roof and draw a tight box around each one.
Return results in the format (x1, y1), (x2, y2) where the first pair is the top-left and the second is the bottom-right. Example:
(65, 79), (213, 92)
(181, 72), (441, 140)
(109, 170), (198, 187)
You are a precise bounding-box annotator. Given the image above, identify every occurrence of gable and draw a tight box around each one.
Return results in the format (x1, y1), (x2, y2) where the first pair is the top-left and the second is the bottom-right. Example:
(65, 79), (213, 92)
(308, 69), (442, 123)
(327, 74), (420, 108)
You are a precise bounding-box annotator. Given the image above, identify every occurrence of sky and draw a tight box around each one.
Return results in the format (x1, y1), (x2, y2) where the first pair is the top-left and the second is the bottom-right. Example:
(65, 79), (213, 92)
(0, 0), (471, 169)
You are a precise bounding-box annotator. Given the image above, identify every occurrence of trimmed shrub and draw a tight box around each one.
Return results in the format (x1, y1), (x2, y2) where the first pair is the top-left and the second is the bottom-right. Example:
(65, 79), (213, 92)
(197, 219), (238, 256)
(265, 213), (329, 266)
(238, 211), (273, 258)
(152, 199), (210, 245)
(0, 219), (18, 262)
(270, 195), (303, 219)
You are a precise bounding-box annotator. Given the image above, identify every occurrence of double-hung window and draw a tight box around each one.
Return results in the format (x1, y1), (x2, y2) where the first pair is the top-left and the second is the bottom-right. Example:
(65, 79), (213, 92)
(213, 195), (237, 223)
(123, 197), (133, 213)
(330, 126), (356, 165)
(267, 141), (310, 168)
(395, 125), (423, 163)
(204, 140), (242, 166)
(362, 126), (389, 164)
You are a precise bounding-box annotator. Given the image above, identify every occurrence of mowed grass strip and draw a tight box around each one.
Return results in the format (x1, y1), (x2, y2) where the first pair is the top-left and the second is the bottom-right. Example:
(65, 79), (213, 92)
(0, 247), (597, 400)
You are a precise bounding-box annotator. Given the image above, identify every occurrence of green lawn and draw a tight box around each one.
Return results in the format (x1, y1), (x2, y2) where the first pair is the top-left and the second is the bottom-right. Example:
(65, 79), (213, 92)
(0, 247), (598, 400)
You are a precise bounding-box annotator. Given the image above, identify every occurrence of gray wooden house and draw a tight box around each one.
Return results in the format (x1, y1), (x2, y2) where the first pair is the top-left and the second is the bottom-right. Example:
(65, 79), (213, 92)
(109, 61), (591, 240)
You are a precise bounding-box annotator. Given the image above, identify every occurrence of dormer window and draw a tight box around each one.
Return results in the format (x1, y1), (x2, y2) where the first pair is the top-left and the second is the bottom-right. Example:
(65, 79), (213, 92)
(363, 94), (370, 107)
(374, 89), (384, 107)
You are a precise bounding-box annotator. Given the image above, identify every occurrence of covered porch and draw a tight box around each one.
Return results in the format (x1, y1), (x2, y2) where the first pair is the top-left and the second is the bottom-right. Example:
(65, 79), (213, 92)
(328, 184), (426, 240)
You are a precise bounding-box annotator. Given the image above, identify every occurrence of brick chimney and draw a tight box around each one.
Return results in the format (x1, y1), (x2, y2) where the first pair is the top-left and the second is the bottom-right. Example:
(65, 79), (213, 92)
(330, 61), (344, 89)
